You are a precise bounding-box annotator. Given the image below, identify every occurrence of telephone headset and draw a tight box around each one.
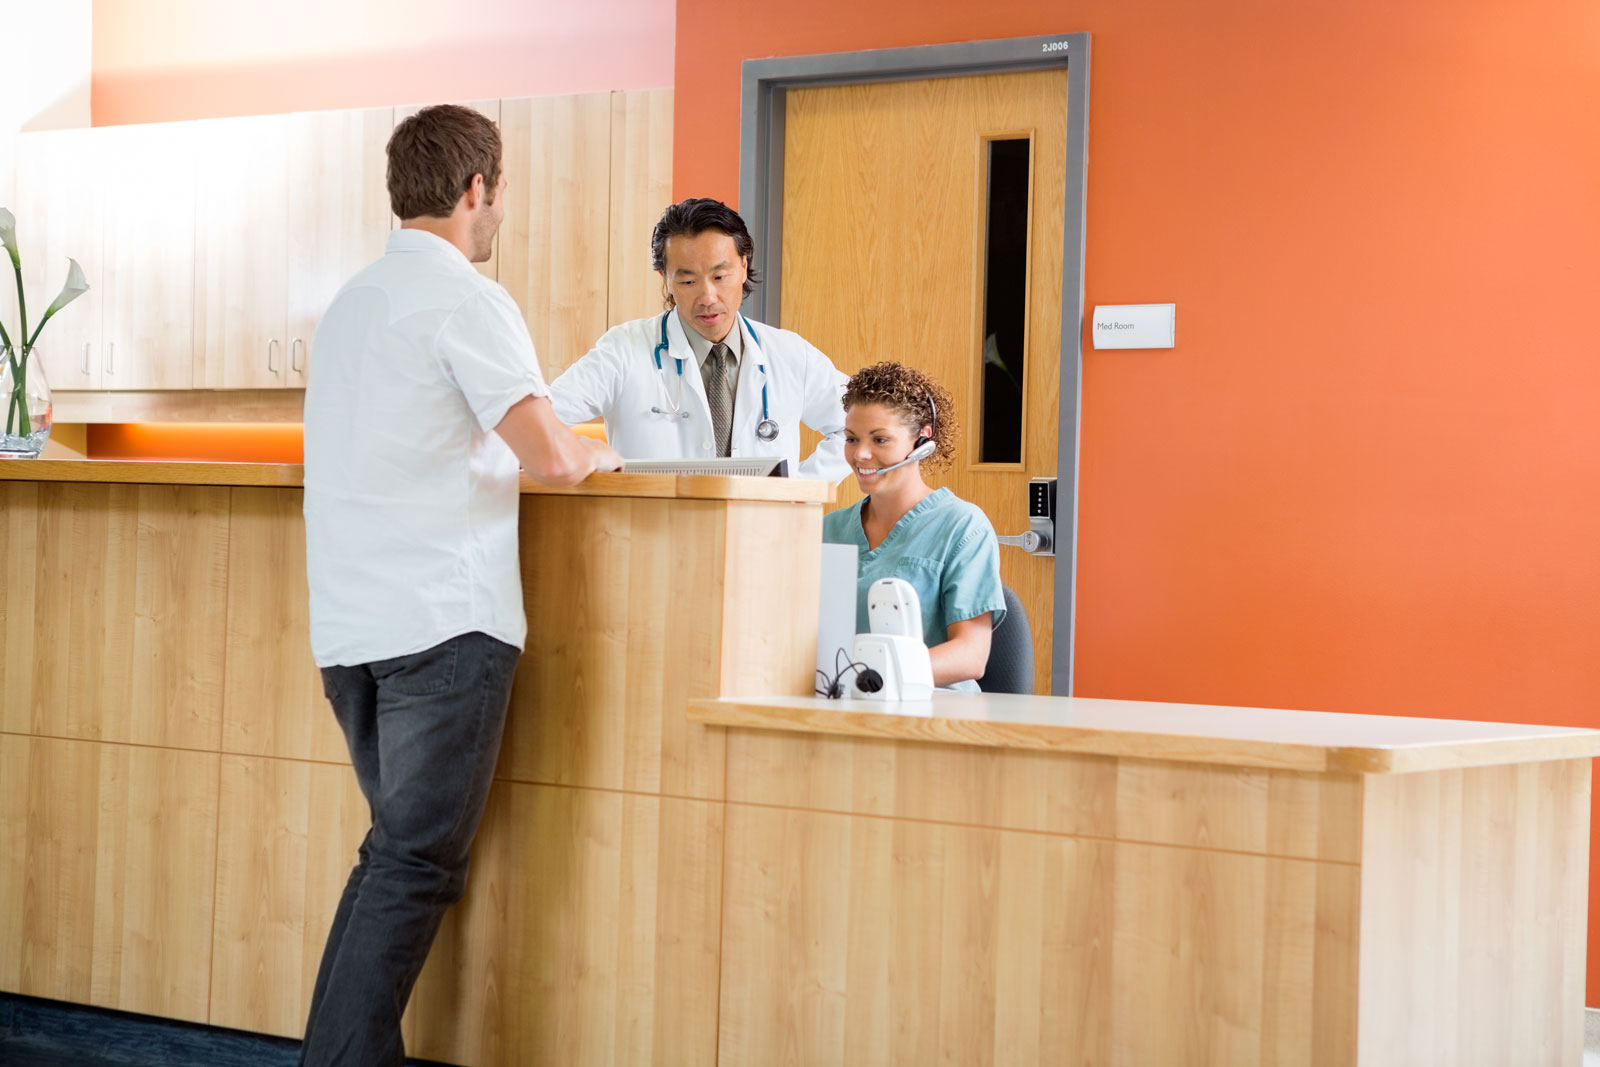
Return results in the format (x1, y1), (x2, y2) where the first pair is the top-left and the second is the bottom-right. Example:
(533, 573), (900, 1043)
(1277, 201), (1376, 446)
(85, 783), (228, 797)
(869, 390), (939, 475)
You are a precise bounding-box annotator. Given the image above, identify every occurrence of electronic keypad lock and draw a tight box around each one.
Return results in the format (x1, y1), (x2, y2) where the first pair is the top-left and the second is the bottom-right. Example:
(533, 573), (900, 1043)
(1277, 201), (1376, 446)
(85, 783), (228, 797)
(997, 477), (1056, 557)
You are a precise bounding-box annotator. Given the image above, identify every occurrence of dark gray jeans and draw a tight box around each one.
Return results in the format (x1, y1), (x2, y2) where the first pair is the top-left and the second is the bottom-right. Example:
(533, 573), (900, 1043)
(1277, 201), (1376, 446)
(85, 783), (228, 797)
(298, 631), (521, 1067)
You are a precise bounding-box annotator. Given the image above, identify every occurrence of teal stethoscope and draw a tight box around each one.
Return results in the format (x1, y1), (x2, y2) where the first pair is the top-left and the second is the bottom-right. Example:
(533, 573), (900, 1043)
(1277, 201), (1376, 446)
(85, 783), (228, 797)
(650, 310), (780, 443)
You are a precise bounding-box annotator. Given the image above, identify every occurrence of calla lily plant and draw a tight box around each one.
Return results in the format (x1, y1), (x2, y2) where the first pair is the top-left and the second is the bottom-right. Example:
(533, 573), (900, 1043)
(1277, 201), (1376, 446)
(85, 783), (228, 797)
(2, 207), (89, 440)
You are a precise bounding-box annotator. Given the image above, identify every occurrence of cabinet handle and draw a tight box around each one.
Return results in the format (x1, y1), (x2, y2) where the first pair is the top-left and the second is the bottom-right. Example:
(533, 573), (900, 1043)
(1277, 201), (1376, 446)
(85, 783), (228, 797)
(82, 343), (90, 375)
(291, 338), (304, 374)
(267, 338), (280, 374)
(105, 342), (114, 375)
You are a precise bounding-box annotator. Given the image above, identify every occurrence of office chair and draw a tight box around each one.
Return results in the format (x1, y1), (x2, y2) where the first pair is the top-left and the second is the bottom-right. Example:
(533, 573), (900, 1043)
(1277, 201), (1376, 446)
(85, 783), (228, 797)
(976, 584), (1033, 694)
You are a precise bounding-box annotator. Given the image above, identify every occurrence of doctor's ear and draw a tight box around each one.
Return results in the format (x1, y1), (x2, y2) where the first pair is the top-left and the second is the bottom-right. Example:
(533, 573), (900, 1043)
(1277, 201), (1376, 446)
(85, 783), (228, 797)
(659, 274), (675, 310)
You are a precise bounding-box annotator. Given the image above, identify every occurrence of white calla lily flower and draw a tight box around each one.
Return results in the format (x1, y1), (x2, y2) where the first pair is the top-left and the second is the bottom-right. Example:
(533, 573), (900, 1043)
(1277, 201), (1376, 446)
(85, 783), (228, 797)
(42, 258), (89, 320)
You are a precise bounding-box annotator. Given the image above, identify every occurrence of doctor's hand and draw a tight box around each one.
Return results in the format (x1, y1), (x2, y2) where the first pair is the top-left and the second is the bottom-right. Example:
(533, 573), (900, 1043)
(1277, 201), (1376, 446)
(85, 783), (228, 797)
(581, 437), (625, 474)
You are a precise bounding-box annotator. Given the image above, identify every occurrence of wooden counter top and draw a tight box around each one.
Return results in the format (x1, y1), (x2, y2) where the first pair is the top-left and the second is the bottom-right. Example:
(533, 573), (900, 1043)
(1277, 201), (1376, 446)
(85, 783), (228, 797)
(689, 693), (1600, 773)
(0, 460), (836, 503)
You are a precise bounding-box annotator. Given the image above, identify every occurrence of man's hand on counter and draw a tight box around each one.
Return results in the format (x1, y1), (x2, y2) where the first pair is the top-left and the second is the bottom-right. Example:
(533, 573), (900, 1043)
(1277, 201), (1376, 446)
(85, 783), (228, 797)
(579, 436), (625, 476)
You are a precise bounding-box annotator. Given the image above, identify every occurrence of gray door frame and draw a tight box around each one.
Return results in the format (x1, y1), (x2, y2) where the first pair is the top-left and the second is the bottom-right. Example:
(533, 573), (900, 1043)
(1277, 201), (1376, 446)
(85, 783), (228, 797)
(737, 33), (1091, 695)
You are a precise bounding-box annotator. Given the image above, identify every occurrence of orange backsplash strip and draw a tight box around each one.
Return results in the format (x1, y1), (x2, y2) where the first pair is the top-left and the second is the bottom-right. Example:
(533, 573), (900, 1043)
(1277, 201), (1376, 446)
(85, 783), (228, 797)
(86, 419), (607, 463)
(89, 423), (305, 464)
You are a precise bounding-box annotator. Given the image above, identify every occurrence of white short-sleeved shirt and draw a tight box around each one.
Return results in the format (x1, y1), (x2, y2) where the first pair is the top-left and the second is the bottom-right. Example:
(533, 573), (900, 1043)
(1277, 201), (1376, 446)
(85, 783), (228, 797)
(303, 228), (548, 667)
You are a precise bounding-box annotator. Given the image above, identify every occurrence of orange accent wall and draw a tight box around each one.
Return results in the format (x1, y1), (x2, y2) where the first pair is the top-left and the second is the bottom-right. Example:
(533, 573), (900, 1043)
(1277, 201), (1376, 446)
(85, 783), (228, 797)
(91, 0), (673, 125)
(672, 3), (1600, 1000)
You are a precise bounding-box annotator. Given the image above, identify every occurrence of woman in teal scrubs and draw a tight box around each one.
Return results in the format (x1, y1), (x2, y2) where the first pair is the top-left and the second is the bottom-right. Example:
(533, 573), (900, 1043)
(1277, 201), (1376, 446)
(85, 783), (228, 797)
(823, 362), (1006, 691)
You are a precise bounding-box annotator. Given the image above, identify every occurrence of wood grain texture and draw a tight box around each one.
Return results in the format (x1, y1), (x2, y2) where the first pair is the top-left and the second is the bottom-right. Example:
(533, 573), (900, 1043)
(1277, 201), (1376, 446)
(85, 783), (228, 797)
(1, 481), (228, 749)
(608, 88), (674, 328)
(0, 734), (219, 1023)
(501, 496), (726, 796)
(782, 70), (1067, 692)
(697, 693), (1600, 773)
(1356, 759), (1590, 1066)
(409, 784), (723, 1067)
(221, 489), (345, 763)
(12, 127), (103, 390)
(208, 754), (369, 1038)
(192, 114), (289, 390)
(718, 500), (823, 697)
(99, 122), (197, 390)
(718, 804), (1358, 1067)
(725, 728), (1358, 862)
(498, 92), (611, 377)
(50, 389), (309, 424)
(0, 462), (835, 502)
(286, 106), (394, 388)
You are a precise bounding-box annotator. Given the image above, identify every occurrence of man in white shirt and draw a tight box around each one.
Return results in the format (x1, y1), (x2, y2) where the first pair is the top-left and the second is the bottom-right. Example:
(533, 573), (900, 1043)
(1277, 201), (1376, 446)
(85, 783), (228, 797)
(549, 198), (850, 481)
(299, 104), (622, 1067)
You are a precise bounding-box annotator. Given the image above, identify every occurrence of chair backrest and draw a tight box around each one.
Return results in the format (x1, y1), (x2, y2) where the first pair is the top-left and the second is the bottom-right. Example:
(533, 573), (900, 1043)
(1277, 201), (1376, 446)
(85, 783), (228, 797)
(977, 584), (1033, 694)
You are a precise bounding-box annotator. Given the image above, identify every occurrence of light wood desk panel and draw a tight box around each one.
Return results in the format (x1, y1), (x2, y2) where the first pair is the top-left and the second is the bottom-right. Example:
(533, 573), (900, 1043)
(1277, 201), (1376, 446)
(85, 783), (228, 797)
(209, 753), (370, 1038)
(0, 480), (229, 750)
(725, 729), (1362, 863)
(717, 803), (1360, 1066)
(222, 488), (346, 764)
(0, 734), (219, 1024)
(698, 695), (1596, 1067)
(409, 783), (724, 1067)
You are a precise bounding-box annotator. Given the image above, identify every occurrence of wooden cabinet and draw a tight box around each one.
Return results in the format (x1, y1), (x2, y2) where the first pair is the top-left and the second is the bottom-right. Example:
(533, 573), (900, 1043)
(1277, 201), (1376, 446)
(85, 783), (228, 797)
(194, 115), (288, 389)
(286, 107), (394, 388)
(195, 108), (394, 390)
(13, 90), (672, 406)
(13, 123), (197, 391)
(13, 128), (104, 390)
(498, 92), (612, 378)
(99, 122), (197, 389)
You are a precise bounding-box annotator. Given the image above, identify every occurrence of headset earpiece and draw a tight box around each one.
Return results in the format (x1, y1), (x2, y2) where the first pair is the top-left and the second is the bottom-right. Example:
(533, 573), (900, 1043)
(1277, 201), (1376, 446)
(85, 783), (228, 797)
(912, 391), (938, 453)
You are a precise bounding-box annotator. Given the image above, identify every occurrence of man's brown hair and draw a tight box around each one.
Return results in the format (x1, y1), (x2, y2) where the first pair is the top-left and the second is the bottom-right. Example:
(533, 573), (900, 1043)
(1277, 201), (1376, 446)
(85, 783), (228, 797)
(386, 104), (503, 220)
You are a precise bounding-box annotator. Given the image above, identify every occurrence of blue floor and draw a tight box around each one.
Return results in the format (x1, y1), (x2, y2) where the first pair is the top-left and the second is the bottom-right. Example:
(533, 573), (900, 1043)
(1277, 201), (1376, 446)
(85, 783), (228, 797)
(0, 993), (454, 1066)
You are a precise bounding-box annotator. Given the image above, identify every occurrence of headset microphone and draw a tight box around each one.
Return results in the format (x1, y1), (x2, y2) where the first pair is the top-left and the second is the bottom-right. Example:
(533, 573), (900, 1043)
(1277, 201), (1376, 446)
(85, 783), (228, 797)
(868, 439), (937, 475)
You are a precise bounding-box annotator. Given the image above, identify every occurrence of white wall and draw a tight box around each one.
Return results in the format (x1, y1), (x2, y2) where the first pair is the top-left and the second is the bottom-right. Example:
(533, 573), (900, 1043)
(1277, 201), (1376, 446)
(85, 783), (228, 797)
(0, 0), (91, 325)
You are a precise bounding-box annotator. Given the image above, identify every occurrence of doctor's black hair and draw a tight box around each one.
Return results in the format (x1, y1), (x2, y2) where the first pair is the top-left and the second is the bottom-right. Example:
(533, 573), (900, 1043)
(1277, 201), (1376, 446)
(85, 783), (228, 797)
(650, 198), (762, 305)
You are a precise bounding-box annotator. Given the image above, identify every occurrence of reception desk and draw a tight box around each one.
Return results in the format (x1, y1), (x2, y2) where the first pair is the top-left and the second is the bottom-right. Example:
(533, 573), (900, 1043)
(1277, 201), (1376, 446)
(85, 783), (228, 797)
(2, 460), (1596, 1066)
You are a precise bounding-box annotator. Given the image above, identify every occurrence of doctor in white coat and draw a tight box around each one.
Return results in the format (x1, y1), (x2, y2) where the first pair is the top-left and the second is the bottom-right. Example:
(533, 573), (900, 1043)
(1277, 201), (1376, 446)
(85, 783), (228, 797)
(549, 198), (849, 481)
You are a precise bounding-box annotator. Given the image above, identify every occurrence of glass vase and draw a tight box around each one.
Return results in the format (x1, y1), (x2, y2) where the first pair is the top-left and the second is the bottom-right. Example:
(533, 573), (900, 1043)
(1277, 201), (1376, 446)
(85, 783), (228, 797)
(1, 346), (53, 459)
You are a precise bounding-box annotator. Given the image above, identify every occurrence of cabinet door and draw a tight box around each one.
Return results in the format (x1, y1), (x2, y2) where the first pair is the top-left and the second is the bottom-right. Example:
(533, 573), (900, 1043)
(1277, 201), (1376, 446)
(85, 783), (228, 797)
(12, 128), (103, 390)
(100, 122), (196, 390)
(285, 107), (392, 388)
(194, 116), (288, 389)
(498, 93), (611, 379)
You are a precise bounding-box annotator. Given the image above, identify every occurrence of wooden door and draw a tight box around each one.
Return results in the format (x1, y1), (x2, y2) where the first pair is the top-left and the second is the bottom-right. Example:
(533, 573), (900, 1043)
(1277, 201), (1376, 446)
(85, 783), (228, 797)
(286, 107), (394, 388)
(781, 71), (1068, 692)
(194, 115), (288, 389)
(100, 122), (197, 390)
(12, 128), (103, 390)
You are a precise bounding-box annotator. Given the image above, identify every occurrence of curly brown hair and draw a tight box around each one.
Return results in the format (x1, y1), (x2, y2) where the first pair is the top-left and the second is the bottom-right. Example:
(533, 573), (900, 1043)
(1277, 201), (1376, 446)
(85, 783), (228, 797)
(841, 362), (959, 472)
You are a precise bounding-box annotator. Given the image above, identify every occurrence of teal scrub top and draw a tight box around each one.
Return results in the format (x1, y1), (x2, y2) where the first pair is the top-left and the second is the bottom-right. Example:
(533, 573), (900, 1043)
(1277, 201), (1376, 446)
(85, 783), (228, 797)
(822, 488), (1007, 692)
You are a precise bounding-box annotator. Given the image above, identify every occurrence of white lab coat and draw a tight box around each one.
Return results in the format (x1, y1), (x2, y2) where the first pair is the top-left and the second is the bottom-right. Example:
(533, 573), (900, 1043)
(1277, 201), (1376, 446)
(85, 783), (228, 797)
(549, 310), (850, 482)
